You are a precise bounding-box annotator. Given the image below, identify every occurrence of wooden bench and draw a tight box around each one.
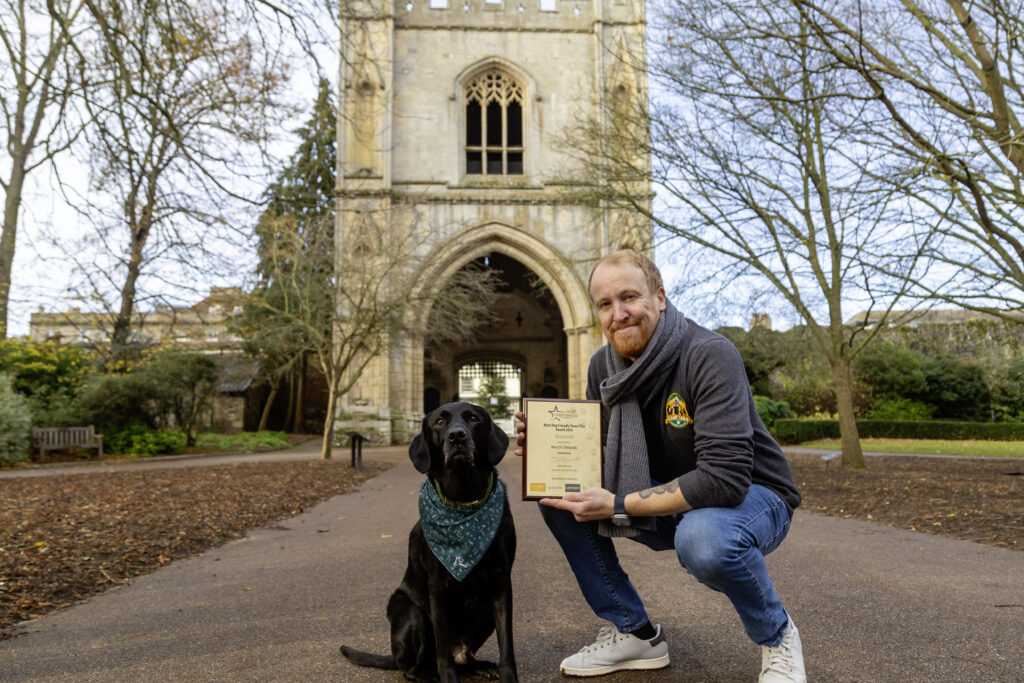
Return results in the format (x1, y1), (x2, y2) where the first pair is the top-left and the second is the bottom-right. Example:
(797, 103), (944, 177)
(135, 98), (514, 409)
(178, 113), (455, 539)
(32, 426), (104, 462)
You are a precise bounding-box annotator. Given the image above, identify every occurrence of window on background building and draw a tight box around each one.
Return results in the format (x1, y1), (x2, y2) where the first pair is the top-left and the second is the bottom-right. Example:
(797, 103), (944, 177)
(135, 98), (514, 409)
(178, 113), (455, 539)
(539, 0), (557, 9)
(465, 71), (524, 175)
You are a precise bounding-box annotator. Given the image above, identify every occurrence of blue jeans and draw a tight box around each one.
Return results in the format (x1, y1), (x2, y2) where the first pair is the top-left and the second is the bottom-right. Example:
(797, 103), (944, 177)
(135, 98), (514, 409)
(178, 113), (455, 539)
(539, 484), (792, 646)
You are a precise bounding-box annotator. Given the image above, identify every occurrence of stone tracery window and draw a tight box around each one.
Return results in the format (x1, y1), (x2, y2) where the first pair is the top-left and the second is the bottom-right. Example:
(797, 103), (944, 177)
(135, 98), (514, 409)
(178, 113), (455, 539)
(465, 71), (524, 175)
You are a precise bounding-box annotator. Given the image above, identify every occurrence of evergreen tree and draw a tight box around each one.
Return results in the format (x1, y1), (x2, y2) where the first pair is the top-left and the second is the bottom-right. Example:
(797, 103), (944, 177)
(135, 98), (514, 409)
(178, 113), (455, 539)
(237, 80), (337, 432)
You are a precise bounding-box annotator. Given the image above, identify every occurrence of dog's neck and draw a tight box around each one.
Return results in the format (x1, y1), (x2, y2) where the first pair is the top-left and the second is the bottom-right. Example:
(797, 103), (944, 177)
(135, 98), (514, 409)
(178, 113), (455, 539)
(432, 467), (495, 508)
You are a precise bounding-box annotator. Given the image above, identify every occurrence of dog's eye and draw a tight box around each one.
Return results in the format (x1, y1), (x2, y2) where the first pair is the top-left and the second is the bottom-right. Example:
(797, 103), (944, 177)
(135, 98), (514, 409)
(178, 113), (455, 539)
(468, 413), (480, 422)
(434, 417), (447, 428)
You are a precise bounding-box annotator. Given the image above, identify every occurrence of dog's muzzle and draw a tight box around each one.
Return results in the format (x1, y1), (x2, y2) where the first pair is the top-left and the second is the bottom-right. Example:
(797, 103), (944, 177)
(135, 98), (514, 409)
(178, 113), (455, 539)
(443, 427), (475, 464)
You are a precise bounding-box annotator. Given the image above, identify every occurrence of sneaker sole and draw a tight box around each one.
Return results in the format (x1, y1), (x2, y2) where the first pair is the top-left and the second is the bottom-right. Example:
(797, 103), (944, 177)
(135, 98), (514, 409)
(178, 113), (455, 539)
(560, 653), (671, 677)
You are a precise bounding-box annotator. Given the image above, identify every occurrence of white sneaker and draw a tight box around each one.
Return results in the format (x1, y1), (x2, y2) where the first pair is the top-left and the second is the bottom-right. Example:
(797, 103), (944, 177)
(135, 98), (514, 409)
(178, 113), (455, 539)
(559, 623), (670, 677)
(759, 619), (806, 682)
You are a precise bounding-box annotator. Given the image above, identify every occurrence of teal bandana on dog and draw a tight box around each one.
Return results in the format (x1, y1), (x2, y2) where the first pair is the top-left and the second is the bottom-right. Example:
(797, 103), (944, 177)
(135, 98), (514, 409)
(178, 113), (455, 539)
(418, 475), (506, 581)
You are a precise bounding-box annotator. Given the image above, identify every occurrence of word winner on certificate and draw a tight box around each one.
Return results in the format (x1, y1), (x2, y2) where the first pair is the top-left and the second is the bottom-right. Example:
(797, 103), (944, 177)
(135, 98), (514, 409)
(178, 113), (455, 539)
(522, 399), (603, 500)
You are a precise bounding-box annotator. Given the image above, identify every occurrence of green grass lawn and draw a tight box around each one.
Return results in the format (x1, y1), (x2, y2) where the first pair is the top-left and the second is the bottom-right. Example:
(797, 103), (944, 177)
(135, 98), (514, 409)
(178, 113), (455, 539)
(797, 438), (1024, 458)
(192, 431), (291, 452)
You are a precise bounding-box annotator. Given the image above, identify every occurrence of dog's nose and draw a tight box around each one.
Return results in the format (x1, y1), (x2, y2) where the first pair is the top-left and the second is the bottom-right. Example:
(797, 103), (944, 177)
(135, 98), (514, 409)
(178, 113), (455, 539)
(447, 427), (468, 443)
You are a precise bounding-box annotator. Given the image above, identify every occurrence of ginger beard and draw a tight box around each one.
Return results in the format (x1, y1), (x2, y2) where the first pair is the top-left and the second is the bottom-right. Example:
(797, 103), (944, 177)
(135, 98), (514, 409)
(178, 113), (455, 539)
(607, 318), (654, 360)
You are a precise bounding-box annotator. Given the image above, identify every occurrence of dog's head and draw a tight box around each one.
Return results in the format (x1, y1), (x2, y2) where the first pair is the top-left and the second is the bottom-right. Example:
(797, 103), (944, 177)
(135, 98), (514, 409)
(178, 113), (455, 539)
(409, 402), (510, 475)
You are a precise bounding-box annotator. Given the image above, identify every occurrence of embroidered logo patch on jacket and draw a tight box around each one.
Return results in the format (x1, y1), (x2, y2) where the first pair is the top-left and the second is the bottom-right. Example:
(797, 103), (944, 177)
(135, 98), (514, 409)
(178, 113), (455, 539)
(665, 392), (692, 428)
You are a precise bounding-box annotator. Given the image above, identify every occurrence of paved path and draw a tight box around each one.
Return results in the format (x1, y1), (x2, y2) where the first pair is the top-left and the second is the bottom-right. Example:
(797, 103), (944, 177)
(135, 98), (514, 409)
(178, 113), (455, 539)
(2, 443), (1022, 681)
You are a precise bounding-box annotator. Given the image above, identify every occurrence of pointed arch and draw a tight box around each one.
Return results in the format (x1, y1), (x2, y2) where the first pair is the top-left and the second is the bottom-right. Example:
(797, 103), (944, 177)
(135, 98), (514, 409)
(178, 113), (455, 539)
(454, 57), (539, 97)
(412, 222), (599, 399)
(413, 222), (592, 332)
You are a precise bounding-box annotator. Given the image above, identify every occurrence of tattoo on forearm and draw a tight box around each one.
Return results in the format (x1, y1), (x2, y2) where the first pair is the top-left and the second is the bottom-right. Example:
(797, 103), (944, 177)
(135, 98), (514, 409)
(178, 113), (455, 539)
(637, 480), (680, 499)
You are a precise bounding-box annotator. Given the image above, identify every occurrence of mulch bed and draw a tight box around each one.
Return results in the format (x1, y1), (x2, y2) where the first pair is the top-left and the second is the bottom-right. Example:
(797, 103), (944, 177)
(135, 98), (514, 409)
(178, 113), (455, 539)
(787, 451), (1023, 549)
(0, 452), (1020, 640)
(0, 459), (391, 639)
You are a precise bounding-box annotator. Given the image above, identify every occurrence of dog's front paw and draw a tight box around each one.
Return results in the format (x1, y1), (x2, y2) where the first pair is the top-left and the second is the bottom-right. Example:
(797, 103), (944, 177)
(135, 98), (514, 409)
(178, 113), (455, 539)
(460, 657), (499, 680)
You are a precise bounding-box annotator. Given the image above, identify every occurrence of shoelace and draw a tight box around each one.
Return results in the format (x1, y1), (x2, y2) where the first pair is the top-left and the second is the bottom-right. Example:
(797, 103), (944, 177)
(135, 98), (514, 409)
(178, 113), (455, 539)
(579, 626), (618, 652)
(764, 639), (794, 673)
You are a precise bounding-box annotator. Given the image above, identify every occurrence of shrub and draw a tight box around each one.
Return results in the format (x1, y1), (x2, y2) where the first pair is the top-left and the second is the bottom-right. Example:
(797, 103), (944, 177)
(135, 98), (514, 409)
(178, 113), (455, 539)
(0, 338), (93, 398)
(772, 418), (1024, 443)
(135, 350), (221, 446)
(988, 354), (1024, 422)
(107, 423), (185, 456)
(0, 374), (32, 464)
(868, 397), (933, 421)
(921, 355), (990, 421)
(772, 419), (840, 444)
(754, 395), (794, 429)
(76, 373), (157, 435)
(128, 428), (186, 456)
(852, 341), (927, 400)
(774, 365), (836, 417)
(26, 382), (100, 428)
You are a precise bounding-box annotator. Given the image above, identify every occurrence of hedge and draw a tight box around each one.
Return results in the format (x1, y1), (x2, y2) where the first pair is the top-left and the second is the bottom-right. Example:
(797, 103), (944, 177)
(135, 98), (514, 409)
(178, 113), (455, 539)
(772, 419), (1024, 444)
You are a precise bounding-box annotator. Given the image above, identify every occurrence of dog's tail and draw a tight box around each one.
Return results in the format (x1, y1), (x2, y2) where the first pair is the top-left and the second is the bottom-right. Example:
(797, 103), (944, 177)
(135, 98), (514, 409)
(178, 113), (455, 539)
(339, 645), (399, 670)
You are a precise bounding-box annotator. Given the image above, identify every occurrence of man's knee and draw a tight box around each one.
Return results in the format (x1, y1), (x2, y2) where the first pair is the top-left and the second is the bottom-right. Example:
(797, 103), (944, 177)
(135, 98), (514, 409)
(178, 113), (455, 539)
(673, 513), (735, 579)
(538, 501), (564, 526)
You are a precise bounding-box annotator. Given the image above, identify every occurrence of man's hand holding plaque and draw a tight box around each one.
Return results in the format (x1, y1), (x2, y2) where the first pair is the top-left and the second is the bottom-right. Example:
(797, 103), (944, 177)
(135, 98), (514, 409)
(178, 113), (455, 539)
(518, 398), (603, 500)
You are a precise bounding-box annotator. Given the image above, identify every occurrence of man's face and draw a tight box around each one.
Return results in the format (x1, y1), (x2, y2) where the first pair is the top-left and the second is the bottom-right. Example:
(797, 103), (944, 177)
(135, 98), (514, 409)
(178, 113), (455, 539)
(589, 261), (666, 360)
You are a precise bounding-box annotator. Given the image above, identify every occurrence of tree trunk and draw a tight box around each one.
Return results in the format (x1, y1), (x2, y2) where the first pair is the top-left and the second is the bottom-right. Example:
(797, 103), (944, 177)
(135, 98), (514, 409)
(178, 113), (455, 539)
(0, 162), (27, 340)
(111, 214), (152, 352)
(320, 385), (335, 460)
(831, 354), (866, 470)
(257, 383), (279, 432)
(284, 369), (296, 432)
(292, 354), (306, 433)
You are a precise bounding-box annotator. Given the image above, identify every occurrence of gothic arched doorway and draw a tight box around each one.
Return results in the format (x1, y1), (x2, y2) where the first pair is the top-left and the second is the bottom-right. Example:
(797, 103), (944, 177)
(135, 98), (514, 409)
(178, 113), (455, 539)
(424, 252), (567, 421)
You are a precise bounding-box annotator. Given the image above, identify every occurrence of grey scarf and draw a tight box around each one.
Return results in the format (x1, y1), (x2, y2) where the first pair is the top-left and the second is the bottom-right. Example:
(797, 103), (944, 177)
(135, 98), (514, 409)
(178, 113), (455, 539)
(598, 300), (686, 537)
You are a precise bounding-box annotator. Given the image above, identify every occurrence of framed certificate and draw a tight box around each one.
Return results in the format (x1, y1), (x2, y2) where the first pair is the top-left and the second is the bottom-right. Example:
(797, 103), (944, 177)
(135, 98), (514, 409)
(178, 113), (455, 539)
(521, 398), (604, 500)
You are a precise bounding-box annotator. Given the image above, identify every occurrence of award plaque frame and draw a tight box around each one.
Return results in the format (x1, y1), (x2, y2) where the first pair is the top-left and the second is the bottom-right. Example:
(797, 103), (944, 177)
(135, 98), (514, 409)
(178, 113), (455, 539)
(521, 398), (604, 500)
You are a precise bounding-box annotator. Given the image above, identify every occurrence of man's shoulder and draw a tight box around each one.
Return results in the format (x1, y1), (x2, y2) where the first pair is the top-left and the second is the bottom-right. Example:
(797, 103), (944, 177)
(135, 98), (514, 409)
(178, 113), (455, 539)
(685, 318), (737, 351)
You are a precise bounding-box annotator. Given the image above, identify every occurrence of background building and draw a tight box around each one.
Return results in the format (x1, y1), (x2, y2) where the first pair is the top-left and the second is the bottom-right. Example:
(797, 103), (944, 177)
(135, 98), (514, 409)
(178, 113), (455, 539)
(29, 287), (246, 350)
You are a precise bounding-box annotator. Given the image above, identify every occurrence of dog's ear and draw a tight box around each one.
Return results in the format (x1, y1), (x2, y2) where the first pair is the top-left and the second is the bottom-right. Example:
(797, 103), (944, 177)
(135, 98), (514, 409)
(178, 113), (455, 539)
(409, 416), (432, 473)
(487, 415), (510, 466)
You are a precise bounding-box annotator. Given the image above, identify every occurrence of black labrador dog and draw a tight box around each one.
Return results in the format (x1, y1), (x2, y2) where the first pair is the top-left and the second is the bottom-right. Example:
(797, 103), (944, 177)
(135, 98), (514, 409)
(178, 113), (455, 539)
(340, 402), (518, 682)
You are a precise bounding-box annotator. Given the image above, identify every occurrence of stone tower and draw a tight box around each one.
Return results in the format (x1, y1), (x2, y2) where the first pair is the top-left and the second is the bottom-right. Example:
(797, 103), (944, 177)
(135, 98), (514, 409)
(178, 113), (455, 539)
(336, 0), (651, 443)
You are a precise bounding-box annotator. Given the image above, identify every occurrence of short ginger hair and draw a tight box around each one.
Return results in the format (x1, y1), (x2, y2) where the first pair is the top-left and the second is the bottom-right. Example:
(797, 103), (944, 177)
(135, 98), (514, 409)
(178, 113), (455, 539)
(588, 249), (663, 298)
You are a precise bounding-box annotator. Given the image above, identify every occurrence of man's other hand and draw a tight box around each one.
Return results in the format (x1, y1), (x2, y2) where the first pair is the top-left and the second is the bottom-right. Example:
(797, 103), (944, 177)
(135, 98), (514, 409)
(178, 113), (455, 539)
(514, 410), (526, 457)
(539, 488), (615, 522)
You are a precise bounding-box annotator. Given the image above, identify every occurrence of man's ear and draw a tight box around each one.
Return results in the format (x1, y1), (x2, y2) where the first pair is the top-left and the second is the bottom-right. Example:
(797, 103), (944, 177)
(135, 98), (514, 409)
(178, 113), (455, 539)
(408, 416), (431, 473)
(487, 419), (510, 466)
(656, 286), (667, 312)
